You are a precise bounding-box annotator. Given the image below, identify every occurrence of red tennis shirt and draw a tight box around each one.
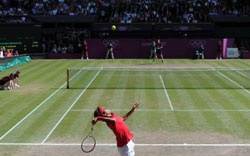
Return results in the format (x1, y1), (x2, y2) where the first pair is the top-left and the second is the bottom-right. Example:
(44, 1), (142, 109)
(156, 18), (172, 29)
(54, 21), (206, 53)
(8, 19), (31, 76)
(106, 113), (133, 147)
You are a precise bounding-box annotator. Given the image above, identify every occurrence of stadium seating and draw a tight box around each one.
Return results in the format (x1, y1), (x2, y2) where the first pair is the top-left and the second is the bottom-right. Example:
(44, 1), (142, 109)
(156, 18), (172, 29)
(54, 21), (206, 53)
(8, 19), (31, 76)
(0, 0), (249, 23)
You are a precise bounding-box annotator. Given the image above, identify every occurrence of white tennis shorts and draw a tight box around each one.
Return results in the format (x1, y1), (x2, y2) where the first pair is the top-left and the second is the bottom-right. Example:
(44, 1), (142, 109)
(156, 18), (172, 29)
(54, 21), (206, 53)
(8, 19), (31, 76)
(117, 140), (135, 156)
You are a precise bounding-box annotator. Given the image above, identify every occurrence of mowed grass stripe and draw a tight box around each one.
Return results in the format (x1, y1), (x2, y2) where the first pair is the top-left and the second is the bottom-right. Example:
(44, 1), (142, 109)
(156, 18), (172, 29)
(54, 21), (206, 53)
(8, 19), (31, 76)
(211, 71), (250, 109)
(192, 72), (232, 133)
(204, 72), (250, 138)
(167, 72), (195, 131)
(0, 60), (78, 119)
(20, 60), (62, 84)
(219, 71), (250, 90)
(55, 70), (115, 140)
(0, 61), (99, 142)
(175, 71), (212, 130)
(42, 67), (108, 141)
(0, 61), (249, 147)
(0, 95), (41, 126)
(12, 68), (90, 142)
(180, 72), (214, 131)
(46, 70), (118, 142)
(143, 72), (169, 131)
(150, 72), (168, 110)
(12, 62), (101, 142)
(213, 71), (250, 109)
(0, 61), (49, 101)
(0, 61), (76, 142)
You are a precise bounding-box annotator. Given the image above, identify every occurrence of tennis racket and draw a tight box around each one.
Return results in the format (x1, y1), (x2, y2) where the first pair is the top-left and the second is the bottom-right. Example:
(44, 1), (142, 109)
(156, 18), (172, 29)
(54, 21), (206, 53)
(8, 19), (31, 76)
(81, 124), (96, 153)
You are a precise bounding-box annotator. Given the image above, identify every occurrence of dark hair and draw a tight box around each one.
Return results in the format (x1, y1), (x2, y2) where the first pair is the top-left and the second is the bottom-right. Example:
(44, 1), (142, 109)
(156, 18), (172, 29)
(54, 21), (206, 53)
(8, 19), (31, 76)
(94, 107), (101, 117)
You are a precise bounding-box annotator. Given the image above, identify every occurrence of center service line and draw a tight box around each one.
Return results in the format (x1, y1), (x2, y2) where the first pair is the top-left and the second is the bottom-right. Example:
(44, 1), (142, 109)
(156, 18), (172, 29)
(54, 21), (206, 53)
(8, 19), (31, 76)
(41, 68), (103, 144)
(159, 75), (174, 111)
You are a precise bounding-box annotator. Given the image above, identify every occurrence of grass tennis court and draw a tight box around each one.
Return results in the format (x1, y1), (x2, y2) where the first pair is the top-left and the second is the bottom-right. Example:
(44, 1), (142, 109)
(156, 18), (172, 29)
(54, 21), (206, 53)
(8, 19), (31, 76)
(0, 59), (250, 156)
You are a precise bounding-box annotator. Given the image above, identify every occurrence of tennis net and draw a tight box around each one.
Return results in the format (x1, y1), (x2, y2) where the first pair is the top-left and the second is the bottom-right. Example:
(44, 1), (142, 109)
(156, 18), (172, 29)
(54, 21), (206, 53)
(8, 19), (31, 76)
(67, 68), (250, 90)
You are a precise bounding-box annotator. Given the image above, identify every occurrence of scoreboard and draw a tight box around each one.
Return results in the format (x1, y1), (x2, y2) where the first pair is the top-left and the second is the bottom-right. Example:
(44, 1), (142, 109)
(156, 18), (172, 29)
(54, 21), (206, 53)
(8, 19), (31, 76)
(0, 24), (41, 53)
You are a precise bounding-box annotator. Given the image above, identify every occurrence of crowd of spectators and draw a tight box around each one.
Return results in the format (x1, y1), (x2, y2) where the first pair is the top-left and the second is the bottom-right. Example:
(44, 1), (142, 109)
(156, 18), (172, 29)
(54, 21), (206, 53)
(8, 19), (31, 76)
(0, 15), (32, 23)
(0, 47), (19, 58)
(29, 0), (98, 15)
(0, 0), (98, 16)
(42, 26), (90, 53)
(99, 0), (250, 23)
(235, 39), (250, 51)
(0, 0), (249, 23)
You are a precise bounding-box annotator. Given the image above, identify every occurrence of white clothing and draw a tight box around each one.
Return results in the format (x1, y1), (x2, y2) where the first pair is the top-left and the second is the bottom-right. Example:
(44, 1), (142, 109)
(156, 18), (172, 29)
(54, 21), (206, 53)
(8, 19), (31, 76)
(117, 140), (135, 156)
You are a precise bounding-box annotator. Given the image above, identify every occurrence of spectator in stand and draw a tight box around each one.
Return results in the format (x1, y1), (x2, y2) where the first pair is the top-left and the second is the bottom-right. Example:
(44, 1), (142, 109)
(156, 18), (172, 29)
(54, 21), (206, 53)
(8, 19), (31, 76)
(13, 50), (19, 56)
(2, 47), (7, 56)
(6, 50), (13, 57)
(0, 48), (4, 58)
(68, 44), (74, 53)
(57, 45), (62, 53)
(81, 40), (89, 60)
(42, 37), (46, 53)
(217, 40), (223, 60)
(51, 44), (58, 53)
(98, 0), (250, 24)
(29, 0), (98, 16)
(1, 0), (250, 22)
(62, 45), (67, 53)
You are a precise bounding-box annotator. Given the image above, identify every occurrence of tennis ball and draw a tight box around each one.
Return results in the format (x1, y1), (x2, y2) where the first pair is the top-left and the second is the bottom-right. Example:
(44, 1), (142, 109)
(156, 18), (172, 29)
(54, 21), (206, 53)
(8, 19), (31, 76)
(111, 25), (116, 31)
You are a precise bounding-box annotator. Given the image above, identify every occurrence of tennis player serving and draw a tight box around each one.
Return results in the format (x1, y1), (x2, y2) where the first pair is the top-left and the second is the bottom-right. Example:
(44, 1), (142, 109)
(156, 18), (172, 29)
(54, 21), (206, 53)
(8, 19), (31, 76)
(92, 103), (139, 156)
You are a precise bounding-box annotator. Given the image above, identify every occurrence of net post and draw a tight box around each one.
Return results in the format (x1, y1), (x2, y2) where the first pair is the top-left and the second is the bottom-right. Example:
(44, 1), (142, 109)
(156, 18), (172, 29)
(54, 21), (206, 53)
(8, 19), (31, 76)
(67, 68), (70, 89)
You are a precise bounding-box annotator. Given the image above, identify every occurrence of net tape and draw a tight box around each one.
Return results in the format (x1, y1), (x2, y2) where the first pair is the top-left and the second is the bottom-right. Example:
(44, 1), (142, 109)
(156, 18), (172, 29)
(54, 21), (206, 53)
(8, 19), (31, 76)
(69, 68), (250, 73)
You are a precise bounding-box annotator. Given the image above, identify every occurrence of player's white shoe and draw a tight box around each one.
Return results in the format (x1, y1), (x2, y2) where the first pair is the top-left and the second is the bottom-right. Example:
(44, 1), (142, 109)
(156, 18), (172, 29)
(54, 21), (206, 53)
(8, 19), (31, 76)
(16, 84), (20, 87)
(7, 86), (10, 90)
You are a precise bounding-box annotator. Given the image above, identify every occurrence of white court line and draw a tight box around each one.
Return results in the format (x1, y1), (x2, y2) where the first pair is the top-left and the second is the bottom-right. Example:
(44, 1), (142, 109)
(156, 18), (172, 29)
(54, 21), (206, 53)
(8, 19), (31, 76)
(70, 109), (250, 112)
(214, 68), (250, 95)
(41, 68), (103, 144)
(0, 69), (83, 141)
(0, 143), (250, 147)
(230, 67), (250, 79)
(236, 71), (250, 79)
(233, 68), (250, 79)
(159, 75), (174, 111)
(84, 67), (231, 69)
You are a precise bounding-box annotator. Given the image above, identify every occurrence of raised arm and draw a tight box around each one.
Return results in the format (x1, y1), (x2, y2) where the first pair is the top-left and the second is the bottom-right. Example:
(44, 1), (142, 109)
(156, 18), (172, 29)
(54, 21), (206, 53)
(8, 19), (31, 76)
(92, 116), (116, 126)
(123, 103), (139, 121)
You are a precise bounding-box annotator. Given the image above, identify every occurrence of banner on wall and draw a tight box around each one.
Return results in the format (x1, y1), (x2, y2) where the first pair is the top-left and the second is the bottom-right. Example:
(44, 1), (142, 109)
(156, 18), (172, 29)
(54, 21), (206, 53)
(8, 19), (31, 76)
(227, 48), (239, 58)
